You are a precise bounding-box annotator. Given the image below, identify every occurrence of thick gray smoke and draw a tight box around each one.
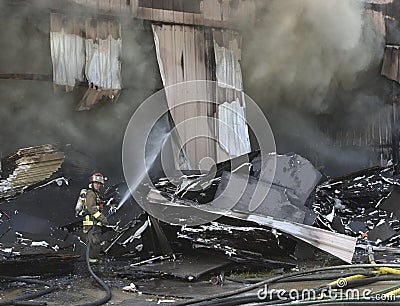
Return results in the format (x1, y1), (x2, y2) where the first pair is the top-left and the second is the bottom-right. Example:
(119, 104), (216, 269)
(241, 0), (388, 175)
(0, 1), (390, 178)
(0, 4), (162, 180)
(243, 0), (383, 111)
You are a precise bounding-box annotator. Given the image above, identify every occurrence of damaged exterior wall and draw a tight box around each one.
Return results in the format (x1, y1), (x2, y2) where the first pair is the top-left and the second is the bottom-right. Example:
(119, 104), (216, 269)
(152, 24), (216, 169)
(50, 13), (122, 110)
(314, 1), (399, 170)
(152, 25), (251, 169)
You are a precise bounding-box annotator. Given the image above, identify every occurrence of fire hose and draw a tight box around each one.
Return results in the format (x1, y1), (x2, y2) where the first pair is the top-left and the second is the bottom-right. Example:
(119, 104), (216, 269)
(0, 240), (111, 306)
(176, 233), (400, 305)
(76, 240), (112, 306)
(176, 263), (400, 306)
(0, 275), (54, 305)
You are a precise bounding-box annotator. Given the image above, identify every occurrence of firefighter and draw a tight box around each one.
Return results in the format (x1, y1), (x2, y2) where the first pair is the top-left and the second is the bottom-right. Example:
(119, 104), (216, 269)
(83, 172), (109, 263)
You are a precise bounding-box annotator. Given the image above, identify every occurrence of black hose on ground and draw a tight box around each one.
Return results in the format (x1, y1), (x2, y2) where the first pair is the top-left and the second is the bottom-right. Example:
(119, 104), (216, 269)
(0, 275), (54, 306)
(176, 263), (400, 306)
(76, 240), (112, 306)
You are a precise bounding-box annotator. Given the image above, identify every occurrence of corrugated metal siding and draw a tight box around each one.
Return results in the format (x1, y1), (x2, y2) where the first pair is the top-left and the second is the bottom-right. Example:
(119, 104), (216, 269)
(218, 99), (251, 157)
(365, 8), (386, 39)
(152, 24), (216, 169)
(152, 24), (250, 168)
(367, 1), (400, 83)
(385, 17), (400, 45)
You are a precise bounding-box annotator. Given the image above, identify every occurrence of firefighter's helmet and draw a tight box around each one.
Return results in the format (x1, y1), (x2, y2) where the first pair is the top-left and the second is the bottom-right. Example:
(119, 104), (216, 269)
(90, 172), (106, 185)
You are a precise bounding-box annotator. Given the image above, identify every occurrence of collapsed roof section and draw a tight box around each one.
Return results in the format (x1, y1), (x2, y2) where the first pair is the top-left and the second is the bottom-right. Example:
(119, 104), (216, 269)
(0, 144), (65, 202)
(145, 151), (357, 263)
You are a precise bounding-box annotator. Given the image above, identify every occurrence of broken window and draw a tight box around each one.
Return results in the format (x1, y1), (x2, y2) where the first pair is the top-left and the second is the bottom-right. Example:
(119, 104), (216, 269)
(213, 40), (242, 90)
(218, 98), (251, 156)
(213, 32), (251, 158)
(50, 13), (122, 110)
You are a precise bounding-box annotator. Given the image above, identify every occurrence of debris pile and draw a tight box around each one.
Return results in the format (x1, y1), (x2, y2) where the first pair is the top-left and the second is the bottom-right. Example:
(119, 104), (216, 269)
(176, 221), (297, 268)
(314, 166), (400, 247)
(2, 144), (400, 276)
(0, 145), (151, 274)
(100, 183), (150, 257)
(0, 144), (64, 202)
(147, 151), (356, 264)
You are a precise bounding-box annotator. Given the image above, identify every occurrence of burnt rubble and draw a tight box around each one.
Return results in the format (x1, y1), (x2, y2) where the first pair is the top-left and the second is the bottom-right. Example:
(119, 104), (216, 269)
(314, 166), (400, 247)
(147, 151), (356, 264)
(0, 144), (64, 202)
(2, 145), (400, 278)
(0, 145), (152, 275)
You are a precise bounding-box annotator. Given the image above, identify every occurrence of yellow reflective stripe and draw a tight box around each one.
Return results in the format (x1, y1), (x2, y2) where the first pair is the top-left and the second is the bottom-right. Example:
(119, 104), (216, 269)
(82, 213), (102, 226)
(83, 215), (93, 226)
(82, 221), (102, 226)
(82, 216), (93, 225)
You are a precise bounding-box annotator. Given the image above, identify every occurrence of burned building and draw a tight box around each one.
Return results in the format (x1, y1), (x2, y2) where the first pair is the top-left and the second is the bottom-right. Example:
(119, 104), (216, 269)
(0, 0), (263, 268)
(2, 0), (400, 305)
